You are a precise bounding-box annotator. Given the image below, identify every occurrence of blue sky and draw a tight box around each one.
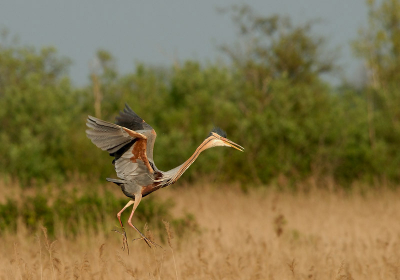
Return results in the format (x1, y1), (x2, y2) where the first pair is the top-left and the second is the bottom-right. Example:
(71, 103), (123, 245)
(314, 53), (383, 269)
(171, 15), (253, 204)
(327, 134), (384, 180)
(1, 0), (368, 86)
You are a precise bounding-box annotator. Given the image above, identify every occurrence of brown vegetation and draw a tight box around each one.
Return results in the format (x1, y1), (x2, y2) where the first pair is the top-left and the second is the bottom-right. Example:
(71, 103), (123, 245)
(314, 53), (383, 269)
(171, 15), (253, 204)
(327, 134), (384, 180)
(0, 180), (399, 279)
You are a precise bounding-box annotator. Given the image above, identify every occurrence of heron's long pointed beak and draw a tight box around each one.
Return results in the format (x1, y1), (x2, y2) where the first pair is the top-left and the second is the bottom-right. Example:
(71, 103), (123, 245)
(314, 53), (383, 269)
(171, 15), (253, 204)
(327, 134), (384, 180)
(223, 138), (244, 152)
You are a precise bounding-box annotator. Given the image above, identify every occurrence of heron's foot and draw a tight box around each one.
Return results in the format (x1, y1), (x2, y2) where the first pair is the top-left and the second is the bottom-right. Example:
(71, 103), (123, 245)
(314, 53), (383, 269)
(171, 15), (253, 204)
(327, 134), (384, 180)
(112, 227), (130, 254)
(132, 236), (162, 249)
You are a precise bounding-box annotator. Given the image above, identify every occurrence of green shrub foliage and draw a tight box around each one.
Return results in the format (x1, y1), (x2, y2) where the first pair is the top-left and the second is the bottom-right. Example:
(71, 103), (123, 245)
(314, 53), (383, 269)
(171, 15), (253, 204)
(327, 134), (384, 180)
(2, 1), (400, 187)
(0, 189), (197, 239)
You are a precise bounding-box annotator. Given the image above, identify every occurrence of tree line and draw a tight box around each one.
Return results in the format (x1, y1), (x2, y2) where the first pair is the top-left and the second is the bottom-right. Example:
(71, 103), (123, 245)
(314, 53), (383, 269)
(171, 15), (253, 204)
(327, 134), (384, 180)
(1, 1), (400, 188)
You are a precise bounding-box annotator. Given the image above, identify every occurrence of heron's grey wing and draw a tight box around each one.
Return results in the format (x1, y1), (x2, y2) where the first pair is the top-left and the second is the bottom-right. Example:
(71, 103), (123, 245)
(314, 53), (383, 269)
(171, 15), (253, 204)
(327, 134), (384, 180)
(86, 116), (154, 178)
(114, 104), (157, 164)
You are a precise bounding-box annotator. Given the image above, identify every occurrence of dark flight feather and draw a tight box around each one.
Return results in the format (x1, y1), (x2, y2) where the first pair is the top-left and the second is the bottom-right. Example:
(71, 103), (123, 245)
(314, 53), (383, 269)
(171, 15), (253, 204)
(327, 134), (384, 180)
(115, 104), (153, 131)
(110, 138), (138, 164)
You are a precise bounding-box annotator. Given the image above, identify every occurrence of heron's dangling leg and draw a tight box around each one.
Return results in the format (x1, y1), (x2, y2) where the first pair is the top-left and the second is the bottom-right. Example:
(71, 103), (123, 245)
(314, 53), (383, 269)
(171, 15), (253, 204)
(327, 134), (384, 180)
(113, 200), (134, 253)
(117, 200), (134, 228)
(127, 194), (162, 249)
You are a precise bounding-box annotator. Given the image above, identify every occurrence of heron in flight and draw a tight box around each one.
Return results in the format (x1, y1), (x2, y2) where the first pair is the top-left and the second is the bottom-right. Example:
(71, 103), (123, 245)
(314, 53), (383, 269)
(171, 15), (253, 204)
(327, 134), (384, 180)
(86, 104), (244, 249)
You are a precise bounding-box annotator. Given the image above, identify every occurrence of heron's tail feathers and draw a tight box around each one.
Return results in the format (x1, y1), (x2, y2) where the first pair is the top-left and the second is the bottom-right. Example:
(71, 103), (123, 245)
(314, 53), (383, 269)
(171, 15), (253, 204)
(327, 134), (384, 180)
(86, 116), (133, 154)
(106, 178), (125, 186)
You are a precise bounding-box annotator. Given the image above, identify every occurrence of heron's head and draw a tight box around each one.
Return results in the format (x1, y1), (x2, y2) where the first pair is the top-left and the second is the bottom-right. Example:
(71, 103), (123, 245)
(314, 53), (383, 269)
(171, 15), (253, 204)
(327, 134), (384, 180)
(204, 127), (244, 152)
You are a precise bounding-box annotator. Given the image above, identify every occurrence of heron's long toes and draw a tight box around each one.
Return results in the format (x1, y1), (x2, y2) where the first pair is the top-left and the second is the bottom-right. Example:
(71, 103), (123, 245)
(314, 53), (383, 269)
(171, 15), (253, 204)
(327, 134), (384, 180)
(132, 237), (162, 249)
(112, 227), (130, 254)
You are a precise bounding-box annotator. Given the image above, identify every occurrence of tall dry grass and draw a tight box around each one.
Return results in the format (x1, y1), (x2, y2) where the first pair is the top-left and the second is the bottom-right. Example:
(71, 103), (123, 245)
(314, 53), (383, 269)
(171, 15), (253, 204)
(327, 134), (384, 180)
(1, 180), (400, 279)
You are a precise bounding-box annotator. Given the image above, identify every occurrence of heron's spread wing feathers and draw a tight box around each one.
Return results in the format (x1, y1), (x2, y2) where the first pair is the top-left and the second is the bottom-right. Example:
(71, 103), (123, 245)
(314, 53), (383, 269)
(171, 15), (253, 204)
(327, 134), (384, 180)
(86, 118), (135, 153)
(115, 104), (157, 163)
(115, 104), (153, 132)
(86, 116), (154, 177)
(114, 144), (153, 181)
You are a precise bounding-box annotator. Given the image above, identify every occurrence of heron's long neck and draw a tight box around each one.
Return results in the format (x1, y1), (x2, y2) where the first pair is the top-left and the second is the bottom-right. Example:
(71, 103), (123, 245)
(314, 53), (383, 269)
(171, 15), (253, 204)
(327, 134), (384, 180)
(164, 138), (212, 184)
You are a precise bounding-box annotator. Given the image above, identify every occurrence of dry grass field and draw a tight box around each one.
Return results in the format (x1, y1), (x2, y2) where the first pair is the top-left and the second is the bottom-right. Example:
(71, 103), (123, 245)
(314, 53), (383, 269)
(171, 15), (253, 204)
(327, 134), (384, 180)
(1, 180), (400, 279)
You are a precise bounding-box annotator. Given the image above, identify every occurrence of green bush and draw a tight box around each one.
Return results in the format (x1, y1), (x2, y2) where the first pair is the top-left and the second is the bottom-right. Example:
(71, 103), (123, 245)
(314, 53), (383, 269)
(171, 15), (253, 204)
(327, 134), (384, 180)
(3, 2), (400, 187)
(0, 189), (197, 239)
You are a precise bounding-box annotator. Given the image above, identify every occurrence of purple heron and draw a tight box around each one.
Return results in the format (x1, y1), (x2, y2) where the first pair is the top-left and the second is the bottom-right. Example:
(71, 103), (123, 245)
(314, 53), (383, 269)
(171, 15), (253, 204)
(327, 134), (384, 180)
(86, 104), (243, 249)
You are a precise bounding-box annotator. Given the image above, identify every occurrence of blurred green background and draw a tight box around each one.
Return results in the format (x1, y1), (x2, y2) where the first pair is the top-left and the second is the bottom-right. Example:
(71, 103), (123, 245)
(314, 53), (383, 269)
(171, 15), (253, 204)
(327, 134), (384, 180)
(1, 1), (400, 189)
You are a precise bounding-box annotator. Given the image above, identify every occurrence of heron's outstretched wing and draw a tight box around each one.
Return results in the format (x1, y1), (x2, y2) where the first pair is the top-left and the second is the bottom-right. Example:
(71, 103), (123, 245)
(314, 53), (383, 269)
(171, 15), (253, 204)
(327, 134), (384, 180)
(114, 104), (157, 163)
(115, 104), (152, 131)
(86, 116), (155, 180)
